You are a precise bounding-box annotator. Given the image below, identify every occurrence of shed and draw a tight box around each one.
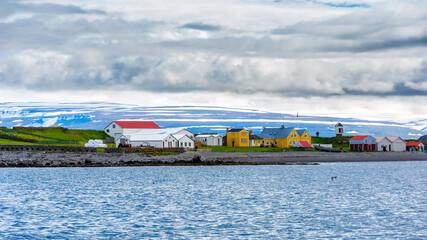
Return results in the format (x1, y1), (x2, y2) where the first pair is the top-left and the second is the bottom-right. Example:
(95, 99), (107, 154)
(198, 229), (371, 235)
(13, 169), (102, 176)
(386, 136), (406, 152)
(374, 137), (392, 151)
(294, 140), (312, 148)
(349, 135), (376, 151)
(406, 142), (425, 151)
(194, 133), (223, 146)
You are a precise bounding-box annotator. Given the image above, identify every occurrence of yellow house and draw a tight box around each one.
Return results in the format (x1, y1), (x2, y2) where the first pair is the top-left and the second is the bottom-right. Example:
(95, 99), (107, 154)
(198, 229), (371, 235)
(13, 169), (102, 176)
(296, 129), (312, 144)
(226, 128), (250, 147)
(259, 125), (311, 148)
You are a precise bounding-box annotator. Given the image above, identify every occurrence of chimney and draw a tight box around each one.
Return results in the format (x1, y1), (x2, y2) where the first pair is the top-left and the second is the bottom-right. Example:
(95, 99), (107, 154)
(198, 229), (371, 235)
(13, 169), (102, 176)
(226, 127), (229, 132)
(281, 124), (284, 128)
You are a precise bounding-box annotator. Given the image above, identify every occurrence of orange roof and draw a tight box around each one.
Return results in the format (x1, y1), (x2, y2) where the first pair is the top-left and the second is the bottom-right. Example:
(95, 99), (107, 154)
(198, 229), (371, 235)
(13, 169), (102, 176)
(406, 142), (422, 146)
(297, 140), (312, 148)
(350, 135), (370, 140)
(114, 121), (161, 129)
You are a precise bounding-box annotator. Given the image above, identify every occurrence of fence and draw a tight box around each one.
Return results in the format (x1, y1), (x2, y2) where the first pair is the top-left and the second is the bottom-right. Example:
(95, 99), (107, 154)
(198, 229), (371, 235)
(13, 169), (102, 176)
(0, 134), (38, 143)
(12, 126), (69, 131)
(104, 147), (185, 153)
(0, 145), (96, 152)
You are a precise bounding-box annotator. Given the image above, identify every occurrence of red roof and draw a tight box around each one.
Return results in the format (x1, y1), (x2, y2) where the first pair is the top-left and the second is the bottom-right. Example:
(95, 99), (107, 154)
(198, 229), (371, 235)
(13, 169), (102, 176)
(350, 135), (370, 140)
(406, 142), (422, 146)
(298, 140), (312, 148)
(114, 121), (161, 129)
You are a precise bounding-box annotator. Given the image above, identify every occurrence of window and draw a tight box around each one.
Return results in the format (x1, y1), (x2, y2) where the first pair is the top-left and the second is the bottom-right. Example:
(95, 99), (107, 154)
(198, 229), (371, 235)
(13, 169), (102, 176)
(112, 124), (116, 128)
(305, 133), (307, 137)
(181, 142), (183, 147)
(106, 129), (110, 133)
(262, 140), (264, 144)
(242, 132), (246, 136)
(241, 139), (244, 143)
(289, 140), (292, 145)
(185, 142), (187, 147)
(232, 133), (234, 136)
(275, 141), (277, 144)
(293, 141), (295, 144)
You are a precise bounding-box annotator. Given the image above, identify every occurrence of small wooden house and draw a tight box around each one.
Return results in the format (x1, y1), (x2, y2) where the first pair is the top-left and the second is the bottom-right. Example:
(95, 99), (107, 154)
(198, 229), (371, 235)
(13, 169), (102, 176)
(349, 135), (376, 151)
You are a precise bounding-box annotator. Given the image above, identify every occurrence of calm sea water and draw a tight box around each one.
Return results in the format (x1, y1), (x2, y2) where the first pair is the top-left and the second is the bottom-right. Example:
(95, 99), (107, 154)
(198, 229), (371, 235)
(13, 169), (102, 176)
(0, 162), (426, 239)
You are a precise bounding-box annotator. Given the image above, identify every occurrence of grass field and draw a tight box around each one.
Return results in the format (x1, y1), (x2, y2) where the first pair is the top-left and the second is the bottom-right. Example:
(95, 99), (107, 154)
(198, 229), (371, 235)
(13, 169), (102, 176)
(199, 146), (288, 152)
(0, 128), (110, 146)
(311, 136), (352, 150)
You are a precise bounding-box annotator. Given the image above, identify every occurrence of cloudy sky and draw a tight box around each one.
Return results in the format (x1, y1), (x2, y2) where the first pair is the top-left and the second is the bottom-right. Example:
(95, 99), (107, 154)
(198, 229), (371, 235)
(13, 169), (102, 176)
(0, 0), (426, 121)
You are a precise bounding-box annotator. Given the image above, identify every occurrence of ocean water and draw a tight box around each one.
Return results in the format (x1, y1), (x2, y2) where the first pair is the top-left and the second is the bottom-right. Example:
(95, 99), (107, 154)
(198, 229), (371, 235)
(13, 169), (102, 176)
(0, 162), (426, 239)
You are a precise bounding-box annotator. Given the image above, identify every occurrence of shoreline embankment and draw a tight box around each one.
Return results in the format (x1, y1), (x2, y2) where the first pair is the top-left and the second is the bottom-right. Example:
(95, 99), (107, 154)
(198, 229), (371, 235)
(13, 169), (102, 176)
(1, 151), (426, 167)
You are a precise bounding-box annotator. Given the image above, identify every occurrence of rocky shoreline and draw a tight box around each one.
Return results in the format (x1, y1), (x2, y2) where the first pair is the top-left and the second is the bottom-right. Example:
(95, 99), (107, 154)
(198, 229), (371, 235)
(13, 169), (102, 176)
(1, 151), (426, 167)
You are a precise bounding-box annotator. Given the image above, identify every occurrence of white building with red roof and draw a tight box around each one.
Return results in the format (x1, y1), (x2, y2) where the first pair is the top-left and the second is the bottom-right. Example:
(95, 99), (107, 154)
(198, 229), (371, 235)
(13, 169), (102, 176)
(104, 121), (161, 140)
(294, 140), (312, 148)
(406, 141), (425, 151)
(349, 135), (376, 151)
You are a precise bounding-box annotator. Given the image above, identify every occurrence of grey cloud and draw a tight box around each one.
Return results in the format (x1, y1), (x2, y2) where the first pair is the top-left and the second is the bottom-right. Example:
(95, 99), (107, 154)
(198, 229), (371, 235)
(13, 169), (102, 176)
(180, 22), (222, 32)
(0, 0), (106, 18)
(343, 83), (427, 96)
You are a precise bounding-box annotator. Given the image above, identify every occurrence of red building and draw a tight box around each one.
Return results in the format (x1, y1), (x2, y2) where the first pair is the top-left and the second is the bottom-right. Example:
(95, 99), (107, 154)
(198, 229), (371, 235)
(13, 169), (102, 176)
(349, 135), (376, 151)
(406, 142), (425, 151)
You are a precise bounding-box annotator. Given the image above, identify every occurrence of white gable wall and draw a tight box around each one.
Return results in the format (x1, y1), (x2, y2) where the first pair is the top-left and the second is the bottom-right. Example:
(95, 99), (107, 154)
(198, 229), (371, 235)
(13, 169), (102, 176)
(376, 138), (392, 151)
(177, 135), (194, 149)
(389, 138), (406, 152)
(105, 122), (124, 140)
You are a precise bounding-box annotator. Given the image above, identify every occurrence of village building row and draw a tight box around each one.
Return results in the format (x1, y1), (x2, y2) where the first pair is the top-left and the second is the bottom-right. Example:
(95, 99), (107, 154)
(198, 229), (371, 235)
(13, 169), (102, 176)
(350, 135), (424, 152)
(225, 125), (311, 148)
(104, 120), (423, 151)
(104, 120), (313, 149)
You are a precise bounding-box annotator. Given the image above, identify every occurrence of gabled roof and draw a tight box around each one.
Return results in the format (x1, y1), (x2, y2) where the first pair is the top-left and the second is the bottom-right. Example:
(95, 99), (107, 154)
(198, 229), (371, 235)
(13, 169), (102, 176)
(373, 136), (390, 143)
(296, 129), (307, 137)
(386, 136), (404, 143)
(335, 122), (343, 127)
(134, 127), (191, 135)
(173, 134), (190, 141)
(406, 142), (423, 146)
(129, 132), (174, 141)
(113, 121), (161, 129)
(350, 135), (371, 140)
(249, 134), (263, 140)
(296, 140), (312, 148)
(259, 127), (294, 139)
(227, 128), (245, 133)
(195, 134), (221, 138)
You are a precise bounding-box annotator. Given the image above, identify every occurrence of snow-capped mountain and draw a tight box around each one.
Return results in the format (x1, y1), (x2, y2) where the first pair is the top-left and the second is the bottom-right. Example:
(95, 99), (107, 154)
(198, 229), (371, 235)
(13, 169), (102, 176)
(0, 102), (425, 139)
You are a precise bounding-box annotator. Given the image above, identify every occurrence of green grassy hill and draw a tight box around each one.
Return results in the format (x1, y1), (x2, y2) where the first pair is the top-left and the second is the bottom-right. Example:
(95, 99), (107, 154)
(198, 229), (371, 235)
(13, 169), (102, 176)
(0, 128), (110, 146)
(311, 136), (353, 149)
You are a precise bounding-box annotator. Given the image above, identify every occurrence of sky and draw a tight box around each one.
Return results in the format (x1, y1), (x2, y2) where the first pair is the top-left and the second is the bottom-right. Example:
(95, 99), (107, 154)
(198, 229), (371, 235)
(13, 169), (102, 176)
(0, 0), (426, 122)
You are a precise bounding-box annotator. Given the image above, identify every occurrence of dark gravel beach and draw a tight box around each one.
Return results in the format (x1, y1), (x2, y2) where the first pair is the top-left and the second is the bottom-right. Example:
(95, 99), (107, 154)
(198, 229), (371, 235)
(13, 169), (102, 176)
(1, 151), (426, 167)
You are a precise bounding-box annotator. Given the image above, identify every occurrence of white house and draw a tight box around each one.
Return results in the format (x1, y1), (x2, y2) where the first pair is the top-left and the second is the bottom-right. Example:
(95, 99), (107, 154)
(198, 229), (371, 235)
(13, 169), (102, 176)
(115, 127), (195, 148)
(116, 133), (178, 148)
(104, 121), (161, 140)
(194, 134), (223, 146)
(133, 127), (194, 139)
(374, 137), (392, 151)
(174, 134), (194, 149)
(386, 136), (406, 152)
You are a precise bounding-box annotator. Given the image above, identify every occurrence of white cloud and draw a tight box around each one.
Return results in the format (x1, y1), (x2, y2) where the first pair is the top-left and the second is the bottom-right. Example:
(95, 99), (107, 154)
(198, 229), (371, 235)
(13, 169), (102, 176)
(0, 0), (426, 122)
